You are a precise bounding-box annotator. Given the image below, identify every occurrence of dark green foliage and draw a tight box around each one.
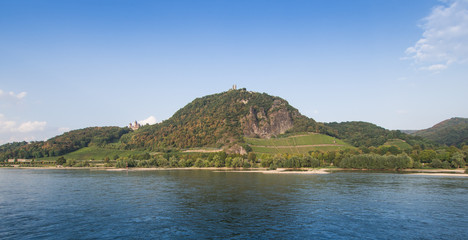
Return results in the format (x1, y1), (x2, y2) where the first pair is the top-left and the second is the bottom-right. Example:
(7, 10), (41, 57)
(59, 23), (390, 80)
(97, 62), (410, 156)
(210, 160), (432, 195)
(413, 117), (468, 147)
(409, 145), (466, 168)
(430, 159), (443, 168)
(115, 159), (137, 168)
(248, 152), (257, 162)
(324, 121), (427, 148)
(339, 154), (413, 169)
(56, 156), (66, 165)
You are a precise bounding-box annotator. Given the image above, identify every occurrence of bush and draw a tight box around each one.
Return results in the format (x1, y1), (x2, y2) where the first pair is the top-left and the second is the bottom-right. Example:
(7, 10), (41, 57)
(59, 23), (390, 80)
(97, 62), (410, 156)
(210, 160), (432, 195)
(73, 161), (89, 167)
(63, 159), (76, 167)
(115, 159), (137, 168)
(56, 156), (66, 165)
(430, 159), (443, 168)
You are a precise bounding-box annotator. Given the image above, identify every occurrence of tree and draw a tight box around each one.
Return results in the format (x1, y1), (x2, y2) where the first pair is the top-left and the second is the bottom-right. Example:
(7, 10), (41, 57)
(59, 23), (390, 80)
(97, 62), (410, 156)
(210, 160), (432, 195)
(248, 152), (257, 162)
(56, 156), (66, 165)
(450, 152), (466, 168)
(430, 159), (443, 168)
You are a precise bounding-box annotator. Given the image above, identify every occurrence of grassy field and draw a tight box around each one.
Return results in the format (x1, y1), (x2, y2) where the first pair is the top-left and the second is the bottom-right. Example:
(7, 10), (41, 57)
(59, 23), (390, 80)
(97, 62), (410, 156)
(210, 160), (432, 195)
(383, 139), (412, 151)
(246, 133), (354, 154)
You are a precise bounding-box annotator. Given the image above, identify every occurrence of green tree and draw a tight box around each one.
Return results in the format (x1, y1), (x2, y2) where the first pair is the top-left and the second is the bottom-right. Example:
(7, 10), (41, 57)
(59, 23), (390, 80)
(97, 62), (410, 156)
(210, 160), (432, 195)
(56, 156), (66, 165)
(248, 152), (257, 162)
(450, 152), (466, 168)
(430, 159), (443, 168)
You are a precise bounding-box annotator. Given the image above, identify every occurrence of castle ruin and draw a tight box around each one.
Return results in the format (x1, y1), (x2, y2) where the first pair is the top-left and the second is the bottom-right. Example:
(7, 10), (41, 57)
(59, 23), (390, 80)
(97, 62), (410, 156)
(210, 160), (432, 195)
(129, 120), (141, 130)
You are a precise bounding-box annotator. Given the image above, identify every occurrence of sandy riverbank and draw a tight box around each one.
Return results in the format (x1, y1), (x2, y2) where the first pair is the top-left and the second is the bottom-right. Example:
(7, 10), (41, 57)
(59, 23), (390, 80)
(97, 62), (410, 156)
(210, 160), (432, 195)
(402, 169), (468, 176)
(213, 168), (330, 174)
(406, 173), (468, 177)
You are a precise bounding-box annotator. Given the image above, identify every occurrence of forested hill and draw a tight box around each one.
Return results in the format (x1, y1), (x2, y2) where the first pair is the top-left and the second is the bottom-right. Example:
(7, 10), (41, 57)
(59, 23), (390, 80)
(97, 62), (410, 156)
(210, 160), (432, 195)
(324, 121), (427, 148)
(0, 127), (129, 160)
(120, 89), (323, 151)
(413, 117), (468, 147)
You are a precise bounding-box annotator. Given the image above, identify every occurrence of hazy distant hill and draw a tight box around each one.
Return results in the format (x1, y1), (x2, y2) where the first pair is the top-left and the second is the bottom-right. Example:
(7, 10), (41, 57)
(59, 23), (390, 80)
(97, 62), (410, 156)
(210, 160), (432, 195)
(413, 117), (468, 146)
(120, 89), (322, 152)
(400, 130), (418, 135)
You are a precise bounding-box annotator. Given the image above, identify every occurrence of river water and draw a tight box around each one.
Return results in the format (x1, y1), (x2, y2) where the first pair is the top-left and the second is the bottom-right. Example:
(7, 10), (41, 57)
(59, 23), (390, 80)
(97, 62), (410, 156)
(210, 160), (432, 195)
(0, 169), (467, 239)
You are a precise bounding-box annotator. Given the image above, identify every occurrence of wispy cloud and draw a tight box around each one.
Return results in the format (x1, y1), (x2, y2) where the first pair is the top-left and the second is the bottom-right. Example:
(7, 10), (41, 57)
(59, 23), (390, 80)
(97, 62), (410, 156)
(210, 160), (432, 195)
(0, 114), (47, 133)
(0, 89), (27, 100)
(16, 121), (47, 133)
(139, 116), (158, 125)
(405, 0), (468, 72)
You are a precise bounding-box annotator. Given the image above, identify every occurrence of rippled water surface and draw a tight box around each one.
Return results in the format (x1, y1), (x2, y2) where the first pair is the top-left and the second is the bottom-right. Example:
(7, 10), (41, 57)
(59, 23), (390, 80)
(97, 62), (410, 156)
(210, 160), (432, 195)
(0, 169), (467, 239)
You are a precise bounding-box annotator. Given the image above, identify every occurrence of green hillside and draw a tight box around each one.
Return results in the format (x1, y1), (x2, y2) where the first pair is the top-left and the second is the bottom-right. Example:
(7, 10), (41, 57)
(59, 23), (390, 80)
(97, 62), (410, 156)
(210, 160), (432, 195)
(246, 133), (353, 154)
(0, 127), (130, 161)
(324, 121), (426, 147)
(120, 89), (323, 152)
(383, 139), (412, 151)
(60, 147), (147, 161)
(413, 117), (468, 147)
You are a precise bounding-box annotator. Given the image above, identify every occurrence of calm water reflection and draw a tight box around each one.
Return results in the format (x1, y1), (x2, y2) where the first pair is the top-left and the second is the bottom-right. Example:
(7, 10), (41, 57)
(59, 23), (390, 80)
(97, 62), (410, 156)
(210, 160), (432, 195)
(0, 169), (467, 239)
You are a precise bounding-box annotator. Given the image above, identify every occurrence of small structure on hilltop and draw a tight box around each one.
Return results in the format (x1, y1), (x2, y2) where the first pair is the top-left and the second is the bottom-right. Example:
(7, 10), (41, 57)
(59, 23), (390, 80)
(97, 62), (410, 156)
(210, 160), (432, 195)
(231, 84), (237, 90)
(129, 120), (141, 130)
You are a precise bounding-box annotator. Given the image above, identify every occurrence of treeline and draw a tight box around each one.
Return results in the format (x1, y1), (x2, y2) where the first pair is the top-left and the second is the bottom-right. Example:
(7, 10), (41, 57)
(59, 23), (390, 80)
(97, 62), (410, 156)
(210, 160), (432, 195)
(0, 127), (129, 161)
(340, 154), (413, 169)
(89, 145), (467, 169)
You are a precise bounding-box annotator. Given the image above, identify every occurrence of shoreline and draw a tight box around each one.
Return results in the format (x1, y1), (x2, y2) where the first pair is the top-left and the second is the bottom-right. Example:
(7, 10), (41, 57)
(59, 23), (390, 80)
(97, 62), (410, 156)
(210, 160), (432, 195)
(406, 173), (468, 177)
(1, 166), (466, 176)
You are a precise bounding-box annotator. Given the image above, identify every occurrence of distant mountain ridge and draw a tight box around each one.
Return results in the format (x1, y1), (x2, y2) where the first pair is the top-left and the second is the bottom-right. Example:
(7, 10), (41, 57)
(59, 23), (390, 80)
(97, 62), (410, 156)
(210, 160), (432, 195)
(412, 117), (468, 147)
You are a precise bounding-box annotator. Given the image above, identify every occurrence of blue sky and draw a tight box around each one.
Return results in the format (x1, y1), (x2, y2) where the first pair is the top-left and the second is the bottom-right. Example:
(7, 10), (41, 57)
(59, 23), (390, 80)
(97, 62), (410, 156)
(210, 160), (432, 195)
(1, 0), (468, 144)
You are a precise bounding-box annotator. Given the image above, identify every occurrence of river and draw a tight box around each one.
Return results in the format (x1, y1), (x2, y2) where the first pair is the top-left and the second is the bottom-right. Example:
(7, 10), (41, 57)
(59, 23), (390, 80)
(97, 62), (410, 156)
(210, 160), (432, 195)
(0, 169), (466, 239)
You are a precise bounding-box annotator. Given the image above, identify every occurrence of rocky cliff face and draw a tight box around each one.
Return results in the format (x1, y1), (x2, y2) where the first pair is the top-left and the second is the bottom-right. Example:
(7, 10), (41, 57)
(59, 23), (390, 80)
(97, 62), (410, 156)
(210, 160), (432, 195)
(241, 99), (295, 138)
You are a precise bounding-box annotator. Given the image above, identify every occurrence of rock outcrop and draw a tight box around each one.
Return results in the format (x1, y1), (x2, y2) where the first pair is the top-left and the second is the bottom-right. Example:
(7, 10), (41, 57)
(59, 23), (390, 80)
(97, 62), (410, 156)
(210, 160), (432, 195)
(241, 99), (295, 138)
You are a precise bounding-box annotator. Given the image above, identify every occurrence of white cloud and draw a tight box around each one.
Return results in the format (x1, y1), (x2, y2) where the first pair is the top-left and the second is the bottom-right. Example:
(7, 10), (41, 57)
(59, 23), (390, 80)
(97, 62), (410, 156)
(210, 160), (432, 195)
(0, 115), (49, 144)
(15, 92), (27, 99)
(139, 116), (158, 125)
(16, 121), (47, 133)
(420, 64), (448, 71)
(405, 0), (468, 71)
(0, 89), (27, 100)
(0, 114), (47, 133)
